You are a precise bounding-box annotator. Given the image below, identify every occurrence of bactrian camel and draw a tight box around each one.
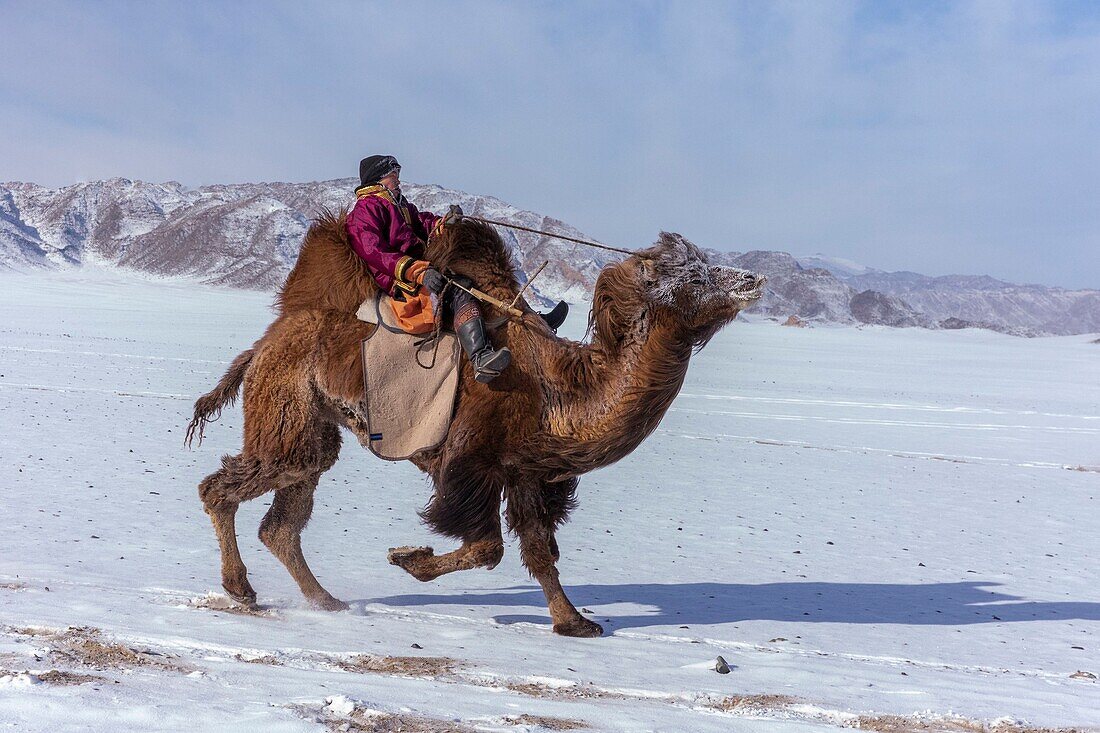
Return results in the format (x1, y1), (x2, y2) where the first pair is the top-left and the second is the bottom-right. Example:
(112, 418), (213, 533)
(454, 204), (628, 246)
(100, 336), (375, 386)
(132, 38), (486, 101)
(188, 213), (764, 637)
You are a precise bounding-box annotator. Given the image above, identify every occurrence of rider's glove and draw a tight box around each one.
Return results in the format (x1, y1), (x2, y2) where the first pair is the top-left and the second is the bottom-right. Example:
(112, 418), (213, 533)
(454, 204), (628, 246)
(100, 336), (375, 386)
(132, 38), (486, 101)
(419, 267), (446, 294)
(442, 204), (463, 227)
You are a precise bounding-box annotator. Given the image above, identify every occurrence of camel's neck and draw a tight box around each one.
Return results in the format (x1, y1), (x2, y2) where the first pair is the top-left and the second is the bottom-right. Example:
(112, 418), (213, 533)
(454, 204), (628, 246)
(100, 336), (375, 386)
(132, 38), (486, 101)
(541, 315), (692, 474)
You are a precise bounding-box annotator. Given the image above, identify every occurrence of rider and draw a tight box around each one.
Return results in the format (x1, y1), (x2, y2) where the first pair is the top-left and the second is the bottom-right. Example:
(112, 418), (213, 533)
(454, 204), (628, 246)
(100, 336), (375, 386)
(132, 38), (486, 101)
(346, 155), (511, 383)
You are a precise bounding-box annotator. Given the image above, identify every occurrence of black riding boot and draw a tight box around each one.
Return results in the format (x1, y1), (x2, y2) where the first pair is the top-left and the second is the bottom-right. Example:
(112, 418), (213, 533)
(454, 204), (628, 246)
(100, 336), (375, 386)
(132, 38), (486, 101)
(540, 300), (569, 332)
(452, 294), (511, 383)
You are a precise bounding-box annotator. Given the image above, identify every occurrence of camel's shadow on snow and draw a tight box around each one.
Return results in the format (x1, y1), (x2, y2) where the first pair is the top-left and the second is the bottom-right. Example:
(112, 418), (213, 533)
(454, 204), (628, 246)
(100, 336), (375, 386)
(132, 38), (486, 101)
(367, 581), (1100, 632)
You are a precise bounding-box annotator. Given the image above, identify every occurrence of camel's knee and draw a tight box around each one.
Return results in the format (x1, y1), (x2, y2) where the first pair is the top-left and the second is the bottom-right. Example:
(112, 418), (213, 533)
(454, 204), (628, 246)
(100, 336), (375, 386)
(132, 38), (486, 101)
(258, 508), (299, 551)
(198, 468), (237, 512)
(469, 539), (504, 569)
(258, 520), (295, 555)
(201, 454), (308, 512)
(258, 483), (315, 552)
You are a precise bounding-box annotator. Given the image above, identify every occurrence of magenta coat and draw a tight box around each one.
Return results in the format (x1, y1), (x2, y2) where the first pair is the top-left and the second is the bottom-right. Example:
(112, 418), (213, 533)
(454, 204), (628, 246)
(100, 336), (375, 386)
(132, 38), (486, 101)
(346, 188), (441, 296)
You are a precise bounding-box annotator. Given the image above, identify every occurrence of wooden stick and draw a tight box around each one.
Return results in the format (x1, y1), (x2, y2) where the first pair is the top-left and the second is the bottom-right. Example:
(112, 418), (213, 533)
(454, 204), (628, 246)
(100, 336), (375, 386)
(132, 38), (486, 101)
(511, 260), (549, 309)
(445, 278), (525, 318)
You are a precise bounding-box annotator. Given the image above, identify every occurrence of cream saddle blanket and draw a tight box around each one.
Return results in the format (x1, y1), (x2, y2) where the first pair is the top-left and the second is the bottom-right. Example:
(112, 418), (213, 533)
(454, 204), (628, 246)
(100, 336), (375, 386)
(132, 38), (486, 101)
(355, 293), (461, 461)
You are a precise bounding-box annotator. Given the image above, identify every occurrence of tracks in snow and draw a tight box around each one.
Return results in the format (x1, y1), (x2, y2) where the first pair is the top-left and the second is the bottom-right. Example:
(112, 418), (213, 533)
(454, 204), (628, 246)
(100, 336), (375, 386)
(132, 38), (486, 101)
(659, 428), (1098, 473)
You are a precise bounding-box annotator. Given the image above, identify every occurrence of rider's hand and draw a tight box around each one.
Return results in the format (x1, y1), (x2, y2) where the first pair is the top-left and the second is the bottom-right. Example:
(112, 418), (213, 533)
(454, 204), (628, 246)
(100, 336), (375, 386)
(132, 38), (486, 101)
(443, 204), (463, 227)
(419, 267), (446, 294)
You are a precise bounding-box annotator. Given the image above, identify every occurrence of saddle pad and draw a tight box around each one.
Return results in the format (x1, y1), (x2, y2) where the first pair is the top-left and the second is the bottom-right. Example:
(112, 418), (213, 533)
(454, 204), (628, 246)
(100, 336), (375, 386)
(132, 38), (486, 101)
(357, 294), (461, 461)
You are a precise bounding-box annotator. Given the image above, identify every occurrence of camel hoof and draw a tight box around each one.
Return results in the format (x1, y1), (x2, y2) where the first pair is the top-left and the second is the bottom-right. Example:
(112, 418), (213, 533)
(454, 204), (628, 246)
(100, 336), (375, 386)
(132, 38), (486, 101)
(553, 617), (604, 638)
(388, 545), (434, 564)
(387, 546), (438, 582)
(311, 595), (350, 612)
(223, 583), (257, 609)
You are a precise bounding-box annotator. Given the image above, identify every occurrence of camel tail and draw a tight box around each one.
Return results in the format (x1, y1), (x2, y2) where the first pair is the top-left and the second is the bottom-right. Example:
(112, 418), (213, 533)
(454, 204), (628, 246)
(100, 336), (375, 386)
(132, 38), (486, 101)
(185, 348), (255, 448)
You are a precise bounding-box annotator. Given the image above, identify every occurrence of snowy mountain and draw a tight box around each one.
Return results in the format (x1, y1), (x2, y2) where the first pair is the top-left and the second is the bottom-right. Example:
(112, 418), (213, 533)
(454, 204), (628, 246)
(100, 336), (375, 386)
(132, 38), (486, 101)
(840, 270), (1100, 336)
(2, 178), (1097, 335)
(798, 256), (1100, 336)
(0, 178), (614, 306)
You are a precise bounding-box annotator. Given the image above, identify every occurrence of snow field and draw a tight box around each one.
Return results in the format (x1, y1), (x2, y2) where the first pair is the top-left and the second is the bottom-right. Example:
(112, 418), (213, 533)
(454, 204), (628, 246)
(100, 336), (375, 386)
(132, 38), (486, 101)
(0, 271), (1097, 731)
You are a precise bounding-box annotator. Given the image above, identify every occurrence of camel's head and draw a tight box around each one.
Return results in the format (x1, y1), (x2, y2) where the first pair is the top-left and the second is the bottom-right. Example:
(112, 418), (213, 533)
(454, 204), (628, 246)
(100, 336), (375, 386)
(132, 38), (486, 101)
(590, 232), (765, 350)
(637, 232), (764, 343)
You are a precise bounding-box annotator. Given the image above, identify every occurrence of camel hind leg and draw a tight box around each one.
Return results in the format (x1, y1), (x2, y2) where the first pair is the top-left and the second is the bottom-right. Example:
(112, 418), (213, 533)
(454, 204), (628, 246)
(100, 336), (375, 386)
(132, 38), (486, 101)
(198, 453), (299, 605)
(257, 422), (346, 610)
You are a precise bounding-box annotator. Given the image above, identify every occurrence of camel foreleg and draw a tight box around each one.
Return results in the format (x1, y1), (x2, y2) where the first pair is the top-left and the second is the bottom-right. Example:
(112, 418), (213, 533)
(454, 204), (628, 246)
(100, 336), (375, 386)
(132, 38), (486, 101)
(395, 451), (504, 581)
(507, 478), (601, 638)
(387, 539), (503, 582)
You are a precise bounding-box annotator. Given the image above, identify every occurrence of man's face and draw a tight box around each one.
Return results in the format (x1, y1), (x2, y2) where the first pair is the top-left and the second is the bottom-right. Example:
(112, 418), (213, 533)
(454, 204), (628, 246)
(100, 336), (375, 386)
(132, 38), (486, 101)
(380, 171), (401, 192)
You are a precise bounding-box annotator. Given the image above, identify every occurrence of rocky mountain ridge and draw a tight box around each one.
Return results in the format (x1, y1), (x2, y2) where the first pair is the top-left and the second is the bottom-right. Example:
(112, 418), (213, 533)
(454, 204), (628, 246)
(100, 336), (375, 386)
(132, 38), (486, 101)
(1, 178), (1097, 336)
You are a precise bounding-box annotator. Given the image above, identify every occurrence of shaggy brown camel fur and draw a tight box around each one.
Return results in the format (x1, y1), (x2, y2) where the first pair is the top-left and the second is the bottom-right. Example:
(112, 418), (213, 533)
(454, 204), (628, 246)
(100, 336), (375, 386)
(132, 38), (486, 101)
(188, 212), (764, 637)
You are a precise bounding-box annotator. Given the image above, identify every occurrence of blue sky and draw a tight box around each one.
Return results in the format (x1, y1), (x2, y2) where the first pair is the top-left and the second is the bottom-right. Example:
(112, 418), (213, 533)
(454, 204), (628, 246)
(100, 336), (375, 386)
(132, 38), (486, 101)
(2, 1), (1098, 287)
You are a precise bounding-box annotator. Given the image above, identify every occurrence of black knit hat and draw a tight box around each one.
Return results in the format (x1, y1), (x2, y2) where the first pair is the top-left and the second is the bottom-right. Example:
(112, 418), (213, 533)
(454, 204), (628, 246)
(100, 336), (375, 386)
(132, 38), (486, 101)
(358, 155), (400, 188)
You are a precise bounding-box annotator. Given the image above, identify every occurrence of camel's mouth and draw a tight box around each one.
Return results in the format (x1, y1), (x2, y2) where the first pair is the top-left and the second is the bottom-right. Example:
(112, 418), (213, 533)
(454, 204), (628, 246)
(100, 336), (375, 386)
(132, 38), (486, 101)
(727, 271), (767, 303)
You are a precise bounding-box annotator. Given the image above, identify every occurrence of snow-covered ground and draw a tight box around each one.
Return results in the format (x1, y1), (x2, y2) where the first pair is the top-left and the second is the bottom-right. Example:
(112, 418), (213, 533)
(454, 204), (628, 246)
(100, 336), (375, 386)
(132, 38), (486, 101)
(0, 271), (1097, 732)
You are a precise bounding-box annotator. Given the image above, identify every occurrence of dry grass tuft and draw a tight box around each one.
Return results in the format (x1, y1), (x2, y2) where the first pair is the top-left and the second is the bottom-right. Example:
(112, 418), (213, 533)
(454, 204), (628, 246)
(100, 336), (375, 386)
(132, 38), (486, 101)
(293, 703), (477, 733)
(325, 654), (461, 678)
(10, 626), (191, 673)
(0, 667), (105, 686)
(34, 669), (105, 686)
(507, 713), (589, 730)
(849, 714), (1084, 733)
(0, 583), (28, 591)
(234, 653), (282, 666)
(500, 680), (625, 702)
(188, 595), (278, 618)
(708, 693), (798, 713)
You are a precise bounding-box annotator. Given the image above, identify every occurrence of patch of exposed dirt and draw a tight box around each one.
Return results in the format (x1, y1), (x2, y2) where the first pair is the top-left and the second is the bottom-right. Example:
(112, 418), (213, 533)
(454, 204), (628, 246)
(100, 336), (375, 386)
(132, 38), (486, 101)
(9, 625), (192, 673)
(0, 582), (28, 591)
(188, 594), (278, 618)
(848, 715), (1084, 733)
(707, 694), (798, 713)
(506, 713), (589, 730)
(320, 653), (461, 678)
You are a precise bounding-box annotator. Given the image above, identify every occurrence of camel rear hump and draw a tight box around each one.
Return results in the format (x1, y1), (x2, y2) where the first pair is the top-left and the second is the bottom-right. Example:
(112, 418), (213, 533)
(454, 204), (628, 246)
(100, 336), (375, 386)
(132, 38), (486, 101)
(277, 208), (380, 316)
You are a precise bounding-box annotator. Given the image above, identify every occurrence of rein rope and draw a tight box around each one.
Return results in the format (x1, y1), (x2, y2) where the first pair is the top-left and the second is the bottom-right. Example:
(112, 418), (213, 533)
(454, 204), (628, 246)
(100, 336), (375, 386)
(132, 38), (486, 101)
(465, 215), (635, 256)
